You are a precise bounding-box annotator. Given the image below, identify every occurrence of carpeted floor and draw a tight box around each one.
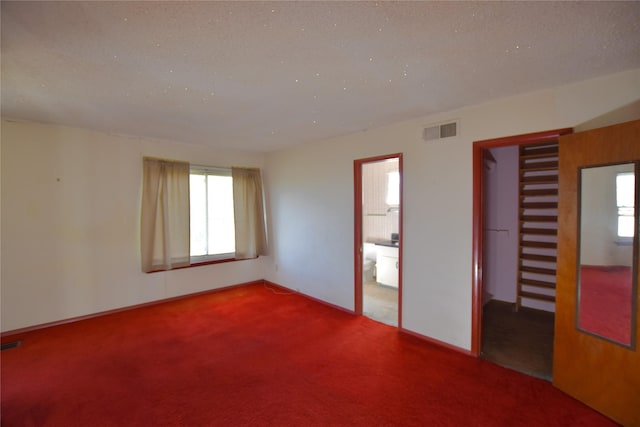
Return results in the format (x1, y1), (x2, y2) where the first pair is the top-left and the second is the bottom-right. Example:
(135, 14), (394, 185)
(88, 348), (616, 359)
(481, 299), (554, 380)
(1, 283), (613, 426)
(578, 265), (632, 345)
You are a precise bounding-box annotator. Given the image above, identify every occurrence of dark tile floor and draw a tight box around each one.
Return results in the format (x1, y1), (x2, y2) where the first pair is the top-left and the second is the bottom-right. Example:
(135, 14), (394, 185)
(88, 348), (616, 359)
(481, 299), (555, 381)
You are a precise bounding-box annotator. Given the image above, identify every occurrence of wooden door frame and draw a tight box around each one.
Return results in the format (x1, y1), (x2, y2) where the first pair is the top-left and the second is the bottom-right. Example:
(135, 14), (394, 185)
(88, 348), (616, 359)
(354, 153), (403, 328)
(471, 128), (573, 356)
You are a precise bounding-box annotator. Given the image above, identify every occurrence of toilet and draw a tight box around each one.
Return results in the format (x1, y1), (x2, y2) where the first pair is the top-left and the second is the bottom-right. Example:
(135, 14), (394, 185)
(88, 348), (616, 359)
(362, 242), (377, 283)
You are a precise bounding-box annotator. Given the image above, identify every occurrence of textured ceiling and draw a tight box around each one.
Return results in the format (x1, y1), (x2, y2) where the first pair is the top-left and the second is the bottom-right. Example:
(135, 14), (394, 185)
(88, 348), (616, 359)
(2, 1), (640, 152)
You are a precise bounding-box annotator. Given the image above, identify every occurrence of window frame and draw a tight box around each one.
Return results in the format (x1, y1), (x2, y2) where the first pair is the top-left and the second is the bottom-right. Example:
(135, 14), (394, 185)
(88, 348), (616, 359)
(616, 171), (635, 242)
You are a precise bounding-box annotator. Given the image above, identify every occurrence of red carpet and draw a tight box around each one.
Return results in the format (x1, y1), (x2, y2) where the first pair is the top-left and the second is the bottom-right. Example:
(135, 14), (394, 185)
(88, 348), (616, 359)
(578, 265), (632, 345)
(2, 283), (614, 426)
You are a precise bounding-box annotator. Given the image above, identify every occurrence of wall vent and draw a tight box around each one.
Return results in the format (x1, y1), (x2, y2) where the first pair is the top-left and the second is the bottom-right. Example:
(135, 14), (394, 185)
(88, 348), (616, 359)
(1, 340), (21, 350)
(422, 121), (458, 141)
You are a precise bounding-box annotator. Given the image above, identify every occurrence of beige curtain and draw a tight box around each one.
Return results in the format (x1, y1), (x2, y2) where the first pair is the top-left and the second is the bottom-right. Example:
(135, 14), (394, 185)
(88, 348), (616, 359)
(141, 158), (190, 272)
(232, 167), (268, 259)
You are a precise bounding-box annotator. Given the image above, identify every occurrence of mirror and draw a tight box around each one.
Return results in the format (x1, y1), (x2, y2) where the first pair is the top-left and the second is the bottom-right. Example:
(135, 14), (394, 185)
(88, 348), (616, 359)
(578, 162), (637, 347)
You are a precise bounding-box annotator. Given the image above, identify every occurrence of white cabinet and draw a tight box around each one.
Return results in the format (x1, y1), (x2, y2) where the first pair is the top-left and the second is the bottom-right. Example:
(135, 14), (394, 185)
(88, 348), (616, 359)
(376, 245), (399, 288)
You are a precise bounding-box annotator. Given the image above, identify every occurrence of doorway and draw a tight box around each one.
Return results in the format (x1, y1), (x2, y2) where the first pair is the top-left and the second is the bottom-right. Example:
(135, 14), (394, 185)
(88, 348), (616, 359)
(472, 122), (639, 424)
(471, 129), (572, 379)
(354, 154), (403, 327)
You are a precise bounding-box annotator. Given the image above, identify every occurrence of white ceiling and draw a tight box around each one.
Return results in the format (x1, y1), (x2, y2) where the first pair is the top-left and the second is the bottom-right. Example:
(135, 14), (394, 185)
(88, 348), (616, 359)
(2, 1), (640, 152)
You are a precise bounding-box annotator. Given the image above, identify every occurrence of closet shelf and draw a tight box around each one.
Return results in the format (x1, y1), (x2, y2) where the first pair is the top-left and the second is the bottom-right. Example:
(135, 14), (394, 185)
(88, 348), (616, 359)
(516, 141), (559, 311)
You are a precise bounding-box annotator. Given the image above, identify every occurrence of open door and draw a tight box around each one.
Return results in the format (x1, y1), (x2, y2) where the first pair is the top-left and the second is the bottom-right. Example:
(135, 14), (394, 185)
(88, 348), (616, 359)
(354, 153), (403, 328)
(554, 119), (640, 426)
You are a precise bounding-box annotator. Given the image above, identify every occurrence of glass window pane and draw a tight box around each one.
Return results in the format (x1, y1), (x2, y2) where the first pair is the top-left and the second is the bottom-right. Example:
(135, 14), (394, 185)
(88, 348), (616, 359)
(617, 172), (635, 238)
(618, 215), (635, 238)
(386, 171), (399, 206)
(617, 173), (634, 208)
(207, 175), (235, 255)
(190, 174), (207, 256)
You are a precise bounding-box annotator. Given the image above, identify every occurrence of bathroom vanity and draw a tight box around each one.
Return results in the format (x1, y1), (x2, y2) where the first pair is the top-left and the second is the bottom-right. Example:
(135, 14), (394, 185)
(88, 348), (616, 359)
(375, 243), (399, 288)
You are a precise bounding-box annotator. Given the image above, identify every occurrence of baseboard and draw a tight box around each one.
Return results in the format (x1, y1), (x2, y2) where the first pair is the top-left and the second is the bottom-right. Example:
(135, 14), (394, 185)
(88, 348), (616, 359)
(399, 327), (474, 357)
(265, 280), (472, 356)
(3, 279), (473, 359)
(263, 280), (356, 315)
(1, 280), (265, 338)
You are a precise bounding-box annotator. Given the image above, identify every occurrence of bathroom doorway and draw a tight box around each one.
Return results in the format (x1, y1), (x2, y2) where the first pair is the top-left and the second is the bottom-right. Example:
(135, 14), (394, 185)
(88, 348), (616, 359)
(354, 154), (402, 327)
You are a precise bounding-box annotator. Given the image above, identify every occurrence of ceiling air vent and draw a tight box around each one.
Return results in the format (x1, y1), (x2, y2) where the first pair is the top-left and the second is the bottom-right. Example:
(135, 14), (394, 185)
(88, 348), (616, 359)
(422, 120), (458, 142)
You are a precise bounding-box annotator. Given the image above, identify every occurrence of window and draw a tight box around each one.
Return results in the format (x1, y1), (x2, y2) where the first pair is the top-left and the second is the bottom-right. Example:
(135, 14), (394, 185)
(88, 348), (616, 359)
(617, 172), (635, 239)
(386, 171), (400, 206)
(142, 158), (266, 272)
(190, 167), (235, 262)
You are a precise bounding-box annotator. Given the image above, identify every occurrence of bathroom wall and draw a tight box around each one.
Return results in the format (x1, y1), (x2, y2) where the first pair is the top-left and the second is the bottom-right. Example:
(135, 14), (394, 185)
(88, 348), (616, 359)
(363, 159), (399, 242)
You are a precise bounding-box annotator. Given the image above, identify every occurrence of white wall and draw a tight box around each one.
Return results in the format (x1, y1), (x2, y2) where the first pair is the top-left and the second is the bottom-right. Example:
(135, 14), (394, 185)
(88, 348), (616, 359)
(264, 68), (640, 351)
(2, 68), (639, 347)
(1, 121), (266, 332)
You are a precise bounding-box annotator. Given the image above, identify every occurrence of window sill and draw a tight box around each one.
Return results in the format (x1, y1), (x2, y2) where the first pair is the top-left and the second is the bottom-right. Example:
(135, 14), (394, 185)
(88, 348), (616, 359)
(146, 256), (258, 274)
(615, 239), (633, 246)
